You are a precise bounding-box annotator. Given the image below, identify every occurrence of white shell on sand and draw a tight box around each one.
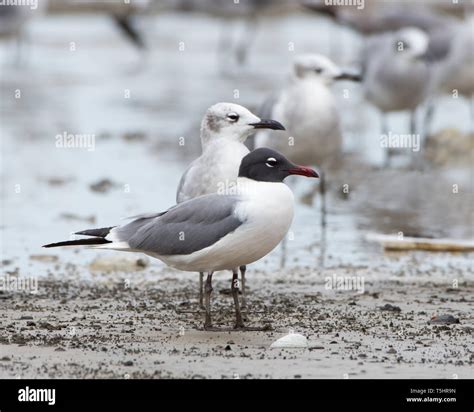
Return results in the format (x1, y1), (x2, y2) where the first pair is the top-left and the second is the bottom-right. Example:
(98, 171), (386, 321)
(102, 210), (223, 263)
(270, 333), (308, 349)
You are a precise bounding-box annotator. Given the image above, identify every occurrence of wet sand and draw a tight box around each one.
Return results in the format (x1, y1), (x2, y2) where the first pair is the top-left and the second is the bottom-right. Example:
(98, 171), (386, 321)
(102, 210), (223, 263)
(1, 261), (472, 379)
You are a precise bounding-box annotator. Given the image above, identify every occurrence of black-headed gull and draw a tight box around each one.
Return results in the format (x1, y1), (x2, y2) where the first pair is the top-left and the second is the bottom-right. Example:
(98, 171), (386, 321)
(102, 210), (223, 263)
(44, 148), (319, 330)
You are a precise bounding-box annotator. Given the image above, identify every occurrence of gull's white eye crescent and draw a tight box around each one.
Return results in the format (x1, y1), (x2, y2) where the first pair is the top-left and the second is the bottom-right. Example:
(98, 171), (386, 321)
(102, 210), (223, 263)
(226, 112), (239, 122)
(265, 157), (277, 167)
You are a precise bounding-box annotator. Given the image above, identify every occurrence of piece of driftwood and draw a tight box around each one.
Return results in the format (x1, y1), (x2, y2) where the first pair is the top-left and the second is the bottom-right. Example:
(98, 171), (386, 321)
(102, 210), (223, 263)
(365, 233), (474, 252)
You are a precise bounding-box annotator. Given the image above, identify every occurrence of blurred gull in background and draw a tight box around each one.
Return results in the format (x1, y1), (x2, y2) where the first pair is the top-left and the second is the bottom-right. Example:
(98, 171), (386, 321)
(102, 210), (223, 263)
(304, 0), (474, 135)
(360, 27), (432, 166)
(254, 53), (361, 168)
(253, 54), (359, 266)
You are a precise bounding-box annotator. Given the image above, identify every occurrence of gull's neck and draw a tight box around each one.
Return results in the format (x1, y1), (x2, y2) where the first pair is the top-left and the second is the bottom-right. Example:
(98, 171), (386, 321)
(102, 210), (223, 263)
(293, 75), (332, 88)
(200, 131), (248, 150)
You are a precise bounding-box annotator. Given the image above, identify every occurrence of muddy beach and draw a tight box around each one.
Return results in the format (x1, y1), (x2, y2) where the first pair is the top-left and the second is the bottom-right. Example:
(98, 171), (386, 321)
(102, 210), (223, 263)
(1, 257), (473, 379)
(1, 5), (473, 382)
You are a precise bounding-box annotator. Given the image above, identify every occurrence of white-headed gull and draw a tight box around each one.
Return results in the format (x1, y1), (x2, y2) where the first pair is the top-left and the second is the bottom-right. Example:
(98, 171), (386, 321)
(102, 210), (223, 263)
(254, 53), (361, 168)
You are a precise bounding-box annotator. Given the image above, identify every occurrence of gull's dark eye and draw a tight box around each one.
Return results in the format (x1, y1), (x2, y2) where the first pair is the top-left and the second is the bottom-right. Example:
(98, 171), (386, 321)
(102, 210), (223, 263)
(227, 112), (239, 122)
(265, 157), (277, 168)
(314, 67), (323, 74)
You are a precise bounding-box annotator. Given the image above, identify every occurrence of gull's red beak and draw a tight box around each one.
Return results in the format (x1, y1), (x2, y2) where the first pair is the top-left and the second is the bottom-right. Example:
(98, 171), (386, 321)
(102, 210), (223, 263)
(287, 165), (319, 178)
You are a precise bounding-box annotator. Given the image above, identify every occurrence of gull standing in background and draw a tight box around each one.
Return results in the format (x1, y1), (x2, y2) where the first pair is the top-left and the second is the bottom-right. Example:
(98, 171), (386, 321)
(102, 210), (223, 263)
(43, 148), (319, 330)
(254, 54), (360, 266)
(304, 1), (473, 135)
(254, 54), (361, 168)
(360, 27), (431, 165)
(176, 103), (285, 308)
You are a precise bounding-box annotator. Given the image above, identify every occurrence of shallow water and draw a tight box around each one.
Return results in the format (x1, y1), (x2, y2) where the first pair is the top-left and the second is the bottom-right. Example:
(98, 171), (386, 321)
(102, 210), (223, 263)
(1, 12), (473, 281)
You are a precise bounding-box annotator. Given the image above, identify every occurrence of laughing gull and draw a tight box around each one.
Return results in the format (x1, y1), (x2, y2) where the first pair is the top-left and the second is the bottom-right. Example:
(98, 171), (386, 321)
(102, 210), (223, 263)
(254, 54), (361, 167)
(360, 27), (432, 165)
(177, 102), (285, 308)
(43, 148), (319, 330)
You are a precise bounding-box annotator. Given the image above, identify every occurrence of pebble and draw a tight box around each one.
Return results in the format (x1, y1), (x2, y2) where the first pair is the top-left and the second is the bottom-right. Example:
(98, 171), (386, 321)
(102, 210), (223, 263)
(428, 314), (460, 325)
(379, 304), (401, 312)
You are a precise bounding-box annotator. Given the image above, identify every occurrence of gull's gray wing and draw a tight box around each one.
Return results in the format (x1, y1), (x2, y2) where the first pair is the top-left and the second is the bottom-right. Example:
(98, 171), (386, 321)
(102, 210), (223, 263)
(175, 161), (193, 203)
(175, 157), (206, 204)
(113, 194), (244, 255)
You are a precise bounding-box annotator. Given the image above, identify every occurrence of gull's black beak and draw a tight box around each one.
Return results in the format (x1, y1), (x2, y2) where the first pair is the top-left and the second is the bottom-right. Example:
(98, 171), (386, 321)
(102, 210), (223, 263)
(250, 119), (286, 131)
(334, 72), (362, 82)
(286, 165), (319, 178)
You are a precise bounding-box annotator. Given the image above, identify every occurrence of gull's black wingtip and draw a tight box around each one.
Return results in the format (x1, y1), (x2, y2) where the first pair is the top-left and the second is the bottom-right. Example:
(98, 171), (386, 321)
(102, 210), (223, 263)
(42, 238), (111, 248)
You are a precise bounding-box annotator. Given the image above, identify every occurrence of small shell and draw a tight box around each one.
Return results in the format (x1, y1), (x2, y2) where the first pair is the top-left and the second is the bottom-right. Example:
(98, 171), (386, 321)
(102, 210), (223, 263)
(270, 333), (308, 349)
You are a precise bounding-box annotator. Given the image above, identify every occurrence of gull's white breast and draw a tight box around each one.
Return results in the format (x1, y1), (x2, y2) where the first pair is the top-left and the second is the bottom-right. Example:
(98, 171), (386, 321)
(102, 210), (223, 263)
(160, 179), (295, 272)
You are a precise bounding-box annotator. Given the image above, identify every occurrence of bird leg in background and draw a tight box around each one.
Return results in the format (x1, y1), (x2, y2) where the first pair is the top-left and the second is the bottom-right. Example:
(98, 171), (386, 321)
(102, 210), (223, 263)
(422, 100), (435, 141)
(203, 272), (214, 329)
(231, 269), (245, 329)
(410, 110), (424, 170)
(409, 110), (417, 137)
(381, 115), (394, 167)
(239, 265), (247, 309)
(198, 272), (204, 309)
(319, 170), (327, 268)
(470, 93), (474, 131)
(280, 235), (287, 269)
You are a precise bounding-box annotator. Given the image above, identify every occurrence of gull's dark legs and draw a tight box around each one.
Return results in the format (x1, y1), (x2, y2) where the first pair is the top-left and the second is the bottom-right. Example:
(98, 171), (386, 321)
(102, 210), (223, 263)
(198, 272), (205, 309)
(231, 269), (245, 329)
(203, 272), (214, 330)
(239, 265), (247, 309)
